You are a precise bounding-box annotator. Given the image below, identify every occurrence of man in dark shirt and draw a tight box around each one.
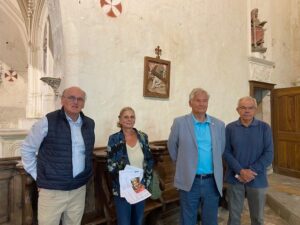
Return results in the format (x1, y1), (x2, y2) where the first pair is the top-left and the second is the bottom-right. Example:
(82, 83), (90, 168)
(223, 96), (273, 225)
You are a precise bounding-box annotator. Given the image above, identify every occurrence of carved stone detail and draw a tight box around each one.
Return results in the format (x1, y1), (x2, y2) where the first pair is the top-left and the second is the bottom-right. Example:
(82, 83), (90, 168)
(40, 77), (61, 96)
(248, 57), (275, 82)
(0, 129), (28, 157)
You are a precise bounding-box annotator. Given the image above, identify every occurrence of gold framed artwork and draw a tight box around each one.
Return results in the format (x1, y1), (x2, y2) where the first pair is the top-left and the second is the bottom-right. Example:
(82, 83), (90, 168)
(143, 56), (171, 98)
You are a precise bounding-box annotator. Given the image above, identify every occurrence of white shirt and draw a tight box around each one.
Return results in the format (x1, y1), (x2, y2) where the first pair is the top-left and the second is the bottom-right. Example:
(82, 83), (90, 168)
(21, 114), (85, 180)
(126, 142), (144, 169)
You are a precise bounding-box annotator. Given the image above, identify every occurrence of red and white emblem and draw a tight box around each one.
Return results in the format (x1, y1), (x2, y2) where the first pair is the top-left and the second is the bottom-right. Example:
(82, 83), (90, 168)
(100, 0), (122, 18)
(5, 69), (18, 82)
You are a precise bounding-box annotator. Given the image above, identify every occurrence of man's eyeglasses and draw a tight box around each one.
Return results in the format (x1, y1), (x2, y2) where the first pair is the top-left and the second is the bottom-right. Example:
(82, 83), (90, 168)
(63, 95), (85, 103)
(238, 106), (256, 111)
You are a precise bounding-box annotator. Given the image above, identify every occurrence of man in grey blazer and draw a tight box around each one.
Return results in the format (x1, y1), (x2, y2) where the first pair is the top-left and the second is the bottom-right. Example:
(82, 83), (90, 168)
(168, 88), (225, 225)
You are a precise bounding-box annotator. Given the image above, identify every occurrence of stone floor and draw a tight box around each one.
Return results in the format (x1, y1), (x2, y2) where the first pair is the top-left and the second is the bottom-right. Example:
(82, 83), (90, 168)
(267, 173), (300, 225)
(160, 173), (300, 225)
(160, 204), (288, 225)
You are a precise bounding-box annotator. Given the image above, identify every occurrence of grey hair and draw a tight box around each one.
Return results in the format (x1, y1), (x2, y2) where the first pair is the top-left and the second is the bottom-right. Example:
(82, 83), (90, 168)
(189, 88), (210, 101)
(237, 96), (257, 108)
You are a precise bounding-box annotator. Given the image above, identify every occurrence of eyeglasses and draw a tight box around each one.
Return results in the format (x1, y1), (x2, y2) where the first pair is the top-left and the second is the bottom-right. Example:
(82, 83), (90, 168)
(238, 106), (256, 110)
(63, 95), (85, 103)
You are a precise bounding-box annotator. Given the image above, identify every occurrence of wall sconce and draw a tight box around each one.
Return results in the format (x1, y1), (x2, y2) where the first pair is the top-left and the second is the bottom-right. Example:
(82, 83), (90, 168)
(40, 77), (61, 96)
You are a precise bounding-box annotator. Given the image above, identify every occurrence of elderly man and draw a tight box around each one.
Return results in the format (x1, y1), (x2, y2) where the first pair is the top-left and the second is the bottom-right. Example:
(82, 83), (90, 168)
(168, 88), (225, 225)
(223, 96), (273, 225)
(21, 86), (95, 225)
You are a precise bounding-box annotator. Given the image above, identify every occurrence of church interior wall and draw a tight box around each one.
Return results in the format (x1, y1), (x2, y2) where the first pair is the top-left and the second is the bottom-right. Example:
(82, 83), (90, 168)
(58, 0), (250, 146)
(1, 0), (300, 149)
(0, 5), (27, 129)
(290, 0), (300, 85)
(269, 0), (296, 87)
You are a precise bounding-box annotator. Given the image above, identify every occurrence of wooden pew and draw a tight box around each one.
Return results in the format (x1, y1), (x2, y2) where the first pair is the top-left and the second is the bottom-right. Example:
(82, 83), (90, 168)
(0, 157), (112, 225)
(0, 158), (38, 225)
(0, 160), (22, 225)
(150, 141), (180, 211)
(0, 140), (179, 225)
(81, 151), (112, 225)
(93, 147), (164, 225)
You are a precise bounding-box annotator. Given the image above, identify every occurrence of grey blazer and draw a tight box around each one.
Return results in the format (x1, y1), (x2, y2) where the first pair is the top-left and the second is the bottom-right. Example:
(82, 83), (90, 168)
(168, 113), (225, 196)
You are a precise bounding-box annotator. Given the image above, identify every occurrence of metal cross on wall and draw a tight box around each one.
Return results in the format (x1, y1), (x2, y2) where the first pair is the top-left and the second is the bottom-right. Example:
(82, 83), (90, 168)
(155, 46), (162, 59)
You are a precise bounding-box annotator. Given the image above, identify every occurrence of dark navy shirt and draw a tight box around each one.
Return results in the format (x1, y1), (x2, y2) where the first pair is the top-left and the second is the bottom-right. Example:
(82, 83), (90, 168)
(223, 118), (273, 188)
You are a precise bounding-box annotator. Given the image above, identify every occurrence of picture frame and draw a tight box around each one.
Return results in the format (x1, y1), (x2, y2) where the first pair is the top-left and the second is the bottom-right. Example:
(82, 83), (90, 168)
(143, 56), (171, 98)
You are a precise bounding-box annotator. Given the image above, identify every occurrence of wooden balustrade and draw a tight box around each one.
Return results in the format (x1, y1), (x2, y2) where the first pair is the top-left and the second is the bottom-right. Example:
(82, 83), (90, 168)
(0, 140), (178, 225)
(0, 159), (23, 224)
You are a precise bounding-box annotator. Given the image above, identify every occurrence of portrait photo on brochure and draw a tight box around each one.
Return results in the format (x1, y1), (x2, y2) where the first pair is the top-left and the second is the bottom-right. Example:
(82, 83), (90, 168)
(130, 177), (145, 193)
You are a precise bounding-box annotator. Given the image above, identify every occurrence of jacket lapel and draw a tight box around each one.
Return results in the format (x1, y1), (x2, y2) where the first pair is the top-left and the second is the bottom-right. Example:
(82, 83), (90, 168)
(185, 114), (198, 149)
(209, 119), (217, 154)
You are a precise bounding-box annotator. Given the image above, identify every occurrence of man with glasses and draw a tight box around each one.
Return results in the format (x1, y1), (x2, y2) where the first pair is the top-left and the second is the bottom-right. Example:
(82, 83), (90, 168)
(223, 96), (274, 225)
(21, 86), (95, 225)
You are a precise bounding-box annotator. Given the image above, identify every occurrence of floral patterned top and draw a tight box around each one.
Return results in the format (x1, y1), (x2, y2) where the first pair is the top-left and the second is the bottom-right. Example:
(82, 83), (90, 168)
(107, 128), (154, 196)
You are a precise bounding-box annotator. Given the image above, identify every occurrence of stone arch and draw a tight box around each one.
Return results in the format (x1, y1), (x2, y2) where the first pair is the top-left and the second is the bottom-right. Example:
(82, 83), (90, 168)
(0, 1), (28, 49)
(26, 0), (64, 118)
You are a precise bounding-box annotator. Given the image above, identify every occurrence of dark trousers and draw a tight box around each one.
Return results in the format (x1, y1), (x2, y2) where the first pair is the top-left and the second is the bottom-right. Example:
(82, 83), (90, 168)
(114, 196), (145, 225)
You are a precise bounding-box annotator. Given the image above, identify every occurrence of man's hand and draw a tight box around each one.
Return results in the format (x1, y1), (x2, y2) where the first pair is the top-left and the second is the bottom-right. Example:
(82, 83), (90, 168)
(239, 169), (257, 183)
(235, 174), (247, 183)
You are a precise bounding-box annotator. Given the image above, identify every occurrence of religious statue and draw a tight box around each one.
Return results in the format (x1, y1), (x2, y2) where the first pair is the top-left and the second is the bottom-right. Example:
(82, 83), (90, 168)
(251, 8), (267, 52)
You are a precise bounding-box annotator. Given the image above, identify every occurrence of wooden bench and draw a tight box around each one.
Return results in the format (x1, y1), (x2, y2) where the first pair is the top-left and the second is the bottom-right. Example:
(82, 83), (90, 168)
(93, 147), (164, 225)
(150, 141), (180, 211)
(84, 140), (182, 225)
(0, 141), (179, 225)
(151, 141), (229, 211)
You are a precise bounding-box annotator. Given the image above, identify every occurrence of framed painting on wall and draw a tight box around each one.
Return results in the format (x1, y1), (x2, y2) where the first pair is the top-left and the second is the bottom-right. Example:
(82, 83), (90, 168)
(143, 56), (171, 98)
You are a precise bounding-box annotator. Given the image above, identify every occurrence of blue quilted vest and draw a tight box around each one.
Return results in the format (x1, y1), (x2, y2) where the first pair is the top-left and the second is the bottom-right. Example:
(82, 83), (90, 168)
(36, 108), (95, 190)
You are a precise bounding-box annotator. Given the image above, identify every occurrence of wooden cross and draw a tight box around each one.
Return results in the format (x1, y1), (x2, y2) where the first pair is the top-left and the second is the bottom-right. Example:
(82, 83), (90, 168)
(155, 46), (162, 59)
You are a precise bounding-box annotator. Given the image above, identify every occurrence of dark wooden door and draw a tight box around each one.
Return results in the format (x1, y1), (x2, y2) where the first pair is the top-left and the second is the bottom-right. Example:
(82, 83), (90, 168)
(271, 86), (300, 178)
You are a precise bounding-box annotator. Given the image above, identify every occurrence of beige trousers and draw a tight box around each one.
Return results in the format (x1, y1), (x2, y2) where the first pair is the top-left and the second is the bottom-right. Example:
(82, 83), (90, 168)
(38, 185), (86, 225)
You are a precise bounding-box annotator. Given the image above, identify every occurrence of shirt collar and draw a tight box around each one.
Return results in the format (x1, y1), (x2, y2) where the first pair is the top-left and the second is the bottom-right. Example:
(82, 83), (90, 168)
(192, 114), (211, 124)
(65, 113), (82, 125)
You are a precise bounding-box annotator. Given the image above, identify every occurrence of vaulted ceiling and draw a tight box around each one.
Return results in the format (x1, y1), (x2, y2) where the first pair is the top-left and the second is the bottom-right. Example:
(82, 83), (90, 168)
(0, 0), (28, 77)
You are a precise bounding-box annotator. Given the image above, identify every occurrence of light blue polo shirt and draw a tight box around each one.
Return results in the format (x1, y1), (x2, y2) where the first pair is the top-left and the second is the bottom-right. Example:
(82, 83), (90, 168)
(192, 114), (213, 175)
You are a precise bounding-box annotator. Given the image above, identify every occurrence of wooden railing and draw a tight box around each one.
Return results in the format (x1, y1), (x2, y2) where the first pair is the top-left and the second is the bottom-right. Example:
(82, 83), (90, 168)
(0, 140), (179, 225)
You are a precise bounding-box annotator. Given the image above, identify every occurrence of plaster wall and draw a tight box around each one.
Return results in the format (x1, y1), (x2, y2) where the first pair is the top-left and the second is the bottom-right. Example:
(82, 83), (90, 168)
(1, 0), (297, 146)
(0, 7), (27, 128)
(58, 0), (250, 146)
(290, 0), (300, 84)
(249, 0), (300, 87)
(274, 0), (300, 87)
